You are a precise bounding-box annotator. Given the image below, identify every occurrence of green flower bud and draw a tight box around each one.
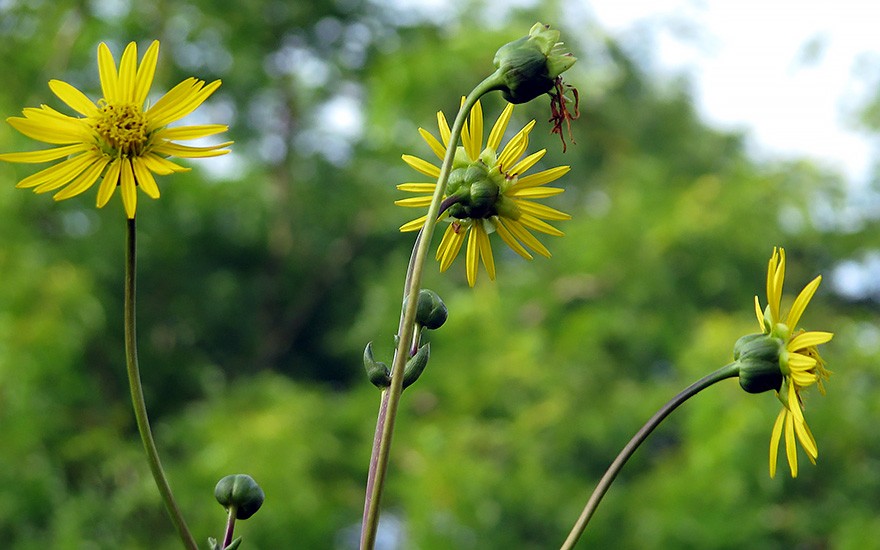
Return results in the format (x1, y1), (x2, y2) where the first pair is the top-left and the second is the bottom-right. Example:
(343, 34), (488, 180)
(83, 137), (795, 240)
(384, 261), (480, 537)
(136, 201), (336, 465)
(363, 342), (391, 388)
(412, 289), (448, 330)
(733, 333), (784, 394)
(403, 343), (430, 389)
(492, 22), (577, 104)
(214, 474), (265, 520)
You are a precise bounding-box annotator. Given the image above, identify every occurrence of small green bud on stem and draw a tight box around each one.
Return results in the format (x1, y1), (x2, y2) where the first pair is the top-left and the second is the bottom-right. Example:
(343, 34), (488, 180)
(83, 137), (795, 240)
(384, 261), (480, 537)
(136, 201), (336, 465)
(363, 342), (392, 388)
(214, 474), (265, 520)
(403, 343), (431, 389)
(411, 289), (448, 330)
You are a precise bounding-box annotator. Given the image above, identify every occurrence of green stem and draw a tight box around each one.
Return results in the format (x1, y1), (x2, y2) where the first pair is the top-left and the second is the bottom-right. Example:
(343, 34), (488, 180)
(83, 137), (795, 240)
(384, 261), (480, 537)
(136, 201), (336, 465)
(125, 218), (198, 550)
(560, 362), (740, 550)
(360, 71), (504, 550)
(222, 508), (236, 548)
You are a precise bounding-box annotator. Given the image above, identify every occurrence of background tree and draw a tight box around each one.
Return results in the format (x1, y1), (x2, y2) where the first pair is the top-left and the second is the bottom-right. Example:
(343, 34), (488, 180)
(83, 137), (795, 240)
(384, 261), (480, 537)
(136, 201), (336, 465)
(0, 1), (878, 548)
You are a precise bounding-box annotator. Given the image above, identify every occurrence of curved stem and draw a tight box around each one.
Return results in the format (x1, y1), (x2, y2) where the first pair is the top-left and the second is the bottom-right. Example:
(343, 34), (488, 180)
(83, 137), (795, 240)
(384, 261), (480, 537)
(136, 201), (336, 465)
(125, 218), (198, 550)
(560, 362), (740, 550)
(360, 71), (504, 550)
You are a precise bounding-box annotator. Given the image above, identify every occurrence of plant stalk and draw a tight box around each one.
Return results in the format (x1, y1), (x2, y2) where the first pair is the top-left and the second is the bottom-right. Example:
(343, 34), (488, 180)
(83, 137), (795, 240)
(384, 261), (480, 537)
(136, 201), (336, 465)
(560, 362), (740, 549)
(125, 218), (198, 549)
(359, 71), (503, 549)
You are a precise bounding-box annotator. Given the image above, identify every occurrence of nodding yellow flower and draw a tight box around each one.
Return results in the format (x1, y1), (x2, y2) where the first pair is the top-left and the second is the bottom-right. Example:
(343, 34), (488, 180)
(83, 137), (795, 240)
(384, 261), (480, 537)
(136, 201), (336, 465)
(396, 100), (571, 287)
(753, 247), (832, 478)
(0, 40), (231, 218)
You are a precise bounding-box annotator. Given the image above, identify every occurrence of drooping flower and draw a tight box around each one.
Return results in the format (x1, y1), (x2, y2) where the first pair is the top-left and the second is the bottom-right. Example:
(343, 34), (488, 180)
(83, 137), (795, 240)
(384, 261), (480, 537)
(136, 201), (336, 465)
(750, 247), (832, 478)
(0, 40), (231, 218)
(396, 100), (570, 286)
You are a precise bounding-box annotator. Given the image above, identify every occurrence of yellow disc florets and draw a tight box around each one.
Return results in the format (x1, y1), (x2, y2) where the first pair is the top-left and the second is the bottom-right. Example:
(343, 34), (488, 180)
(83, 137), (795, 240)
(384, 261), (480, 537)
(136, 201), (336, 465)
(94, 101), (148, 156)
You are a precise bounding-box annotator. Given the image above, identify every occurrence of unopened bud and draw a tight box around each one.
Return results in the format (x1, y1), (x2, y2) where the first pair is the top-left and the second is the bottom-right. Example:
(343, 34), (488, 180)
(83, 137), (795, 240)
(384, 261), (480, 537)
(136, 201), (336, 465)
(492, 22), (577, 104)
(412, 289), (448, 330)
(214, 474), (265, 520)
(363, 342), (392, 388)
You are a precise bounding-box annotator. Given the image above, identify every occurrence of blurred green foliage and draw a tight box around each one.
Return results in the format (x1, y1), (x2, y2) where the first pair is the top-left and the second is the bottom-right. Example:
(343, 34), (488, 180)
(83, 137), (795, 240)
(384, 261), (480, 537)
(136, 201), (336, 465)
(1, 1), (879, 548)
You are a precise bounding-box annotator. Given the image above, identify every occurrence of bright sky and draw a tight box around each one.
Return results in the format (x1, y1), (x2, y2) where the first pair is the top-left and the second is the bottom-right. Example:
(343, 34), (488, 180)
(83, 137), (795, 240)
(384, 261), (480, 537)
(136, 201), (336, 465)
(582, 0), (880, 184)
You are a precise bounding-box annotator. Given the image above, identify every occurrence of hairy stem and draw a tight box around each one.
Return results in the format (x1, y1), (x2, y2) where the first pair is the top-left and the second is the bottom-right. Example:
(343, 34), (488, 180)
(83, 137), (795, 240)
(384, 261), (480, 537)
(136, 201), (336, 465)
(360, 71), (504, 549)
(560, 362), (740, 549)
(125, 218), (198, 549)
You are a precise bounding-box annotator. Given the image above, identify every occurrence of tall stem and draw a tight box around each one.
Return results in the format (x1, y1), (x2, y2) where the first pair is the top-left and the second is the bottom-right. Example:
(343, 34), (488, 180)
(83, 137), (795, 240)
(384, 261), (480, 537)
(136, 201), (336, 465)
(360, 72), (503, 549)
(125, 218), (198, 550)
(560, 363), (740, 549)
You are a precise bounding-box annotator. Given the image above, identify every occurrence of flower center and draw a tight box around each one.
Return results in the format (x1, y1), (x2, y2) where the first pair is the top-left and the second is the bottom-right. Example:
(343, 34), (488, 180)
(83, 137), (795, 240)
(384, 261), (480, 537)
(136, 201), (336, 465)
(94, 101), (148, 156)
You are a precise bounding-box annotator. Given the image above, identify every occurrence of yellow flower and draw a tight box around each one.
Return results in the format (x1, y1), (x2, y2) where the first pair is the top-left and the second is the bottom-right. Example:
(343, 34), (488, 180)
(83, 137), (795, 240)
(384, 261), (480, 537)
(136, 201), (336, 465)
(0, 40), (231, 218)
(396, 100), (570, 286)
(754, 247), (832, 478)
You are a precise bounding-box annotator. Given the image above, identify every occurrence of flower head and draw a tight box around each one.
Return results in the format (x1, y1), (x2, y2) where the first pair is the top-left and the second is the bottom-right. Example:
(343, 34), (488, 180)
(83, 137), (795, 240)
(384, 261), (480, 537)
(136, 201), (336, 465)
(0, 40), (231, 218)
(492, 22), (577, 104)
(749, 247), (832, 478)
(396, 100), (571, 286)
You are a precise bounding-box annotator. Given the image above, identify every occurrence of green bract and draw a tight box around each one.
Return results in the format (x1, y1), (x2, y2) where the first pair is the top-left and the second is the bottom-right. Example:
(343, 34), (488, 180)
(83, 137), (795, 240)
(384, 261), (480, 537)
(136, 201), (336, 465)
(733, 333), (784, 394)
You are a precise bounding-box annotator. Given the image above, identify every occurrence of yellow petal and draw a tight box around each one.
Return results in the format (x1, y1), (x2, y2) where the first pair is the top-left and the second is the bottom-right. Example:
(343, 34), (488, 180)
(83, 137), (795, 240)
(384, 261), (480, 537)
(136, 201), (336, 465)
(463, 100), (482, 161)
(49, 80), (98, 117)
(394, 196), (433, 207)
(16, 152), (96, 189)
(117, 42), (138, 103)
(140, 152), (190, 175)
(754, 296), (765, 331)
(769, 407), (786, 478)
(151, 141), (233, 158)
(97, 159), (122, 208)
(505, 218), (551, 258)
(519, 214), (565, 237)
(401, 154), (440, 178)
(475, 221), (495, 281)
(497, 120), (535, 170)
(768, 248), (785, 324)
(794, 417), (818, 461)
(97, 42), (119, 102)
(0, 143), (90, 163)
(514, 200), (571, 221)
(154, 124), (229, 141)
(400, 214), (428, 233)
(515, 165), (570, 189)
(509, 149), (545, 176)
(119, 158), (137, 218)
(396, 183), (436, 193)
(437, 222), (465, 271)
(789, 366), (818, 387)
(147, 79), (221, 128)
(52, 156), (110, 200)
(789, 330), (833, 350)
(436, 111), (451, 147)
(134, 40), (160, 106)
(466, 224), (479, 287)
(493, 218), (532, 260)
(7, 115), (87, 144)
(786, 275), (822, 330)
(784, 410), (798, 477)
(787, 352), (818, 372)
(487, 103), (514, 152)
(508, 186), (565, 199)
(418, 128), (445, 160)
(132, 156), (161, 199)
